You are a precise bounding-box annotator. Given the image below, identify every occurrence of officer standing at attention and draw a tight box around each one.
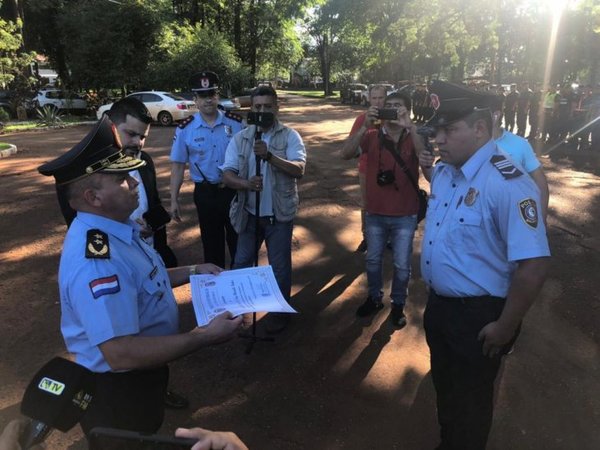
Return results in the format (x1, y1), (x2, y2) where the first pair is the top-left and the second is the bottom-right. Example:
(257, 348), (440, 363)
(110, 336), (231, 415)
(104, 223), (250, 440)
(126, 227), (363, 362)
(38, 116), (243, 437)
(170, 71), (244, 268)
(418, 80), (550, 450)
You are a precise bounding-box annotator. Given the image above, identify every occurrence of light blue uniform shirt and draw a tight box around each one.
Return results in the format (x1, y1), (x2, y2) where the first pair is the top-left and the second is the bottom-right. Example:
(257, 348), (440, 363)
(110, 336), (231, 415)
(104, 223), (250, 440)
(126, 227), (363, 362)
(170, 111), (243, 183)
(495, 129), (541, 173)
(59, 212), (179, 372)
(421, 140), (550, 298)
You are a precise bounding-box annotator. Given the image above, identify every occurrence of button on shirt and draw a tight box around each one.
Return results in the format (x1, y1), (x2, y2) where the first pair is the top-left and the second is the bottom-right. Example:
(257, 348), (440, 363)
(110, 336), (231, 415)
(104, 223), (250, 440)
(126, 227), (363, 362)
(59, 212), (179, 372)
(421, 140), (550, 298)
(170, 111), (243, 183)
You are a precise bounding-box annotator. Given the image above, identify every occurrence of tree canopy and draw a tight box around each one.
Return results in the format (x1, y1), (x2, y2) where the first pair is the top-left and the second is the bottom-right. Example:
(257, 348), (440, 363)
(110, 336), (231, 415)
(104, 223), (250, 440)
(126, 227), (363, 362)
(1, 0), (597, 94)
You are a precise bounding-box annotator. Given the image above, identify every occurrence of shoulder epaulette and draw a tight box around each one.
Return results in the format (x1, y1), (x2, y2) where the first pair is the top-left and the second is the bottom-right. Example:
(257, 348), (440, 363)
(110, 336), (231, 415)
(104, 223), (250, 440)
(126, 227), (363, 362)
(178, 115), (195, 129)
(225, 111), (243, 123)
(490, 154), (523, 179)
(86, 229), (110, 259)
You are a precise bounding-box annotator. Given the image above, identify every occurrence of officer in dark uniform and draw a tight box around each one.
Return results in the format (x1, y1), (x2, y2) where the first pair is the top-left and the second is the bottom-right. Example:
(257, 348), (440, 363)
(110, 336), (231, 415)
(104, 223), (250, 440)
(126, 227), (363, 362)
(418, 81), (550, 450)
(170, 71), (244, 268)
(38, 116), (242, 437)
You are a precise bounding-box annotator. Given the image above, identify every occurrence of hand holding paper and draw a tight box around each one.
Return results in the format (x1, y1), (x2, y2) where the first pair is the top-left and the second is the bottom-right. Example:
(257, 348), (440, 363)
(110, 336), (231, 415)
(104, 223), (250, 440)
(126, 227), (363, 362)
(190, 266), (297, 326)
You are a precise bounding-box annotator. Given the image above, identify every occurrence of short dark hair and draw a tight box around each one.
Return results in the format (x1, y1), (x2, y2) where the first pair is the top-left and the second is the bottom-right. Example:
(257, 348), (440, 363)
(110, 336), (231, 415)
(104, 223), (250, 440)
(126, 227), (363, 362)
(108, 97), (152, 125)
(251, 86), (278, 103)
(385, 91), (412, 112)
(464, 109), (493, 134)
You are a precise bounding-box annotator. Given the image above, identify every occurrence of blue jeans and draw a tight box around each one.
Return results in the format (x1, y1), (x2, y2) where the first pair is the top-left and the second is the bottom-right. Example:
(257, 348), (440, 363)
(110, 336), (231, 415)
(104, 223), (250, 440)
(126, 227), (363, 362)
(365, 213), (417, 306)
(233, 214), (293, 301)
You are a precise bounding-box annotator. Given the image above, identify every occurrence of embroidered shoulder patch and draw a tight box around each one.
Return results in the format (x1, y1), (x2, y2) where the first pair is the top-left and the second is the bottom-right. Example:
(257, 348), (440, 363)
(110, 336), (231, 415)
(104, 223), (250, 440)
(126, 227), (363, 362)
(86, 229), (110, 259)
(519, 198), (539, 228)
(178, 115), (195, 129)
(89, 275), (120, 299)
(490, 154), (523, 179)
(225, 111), (243, 123)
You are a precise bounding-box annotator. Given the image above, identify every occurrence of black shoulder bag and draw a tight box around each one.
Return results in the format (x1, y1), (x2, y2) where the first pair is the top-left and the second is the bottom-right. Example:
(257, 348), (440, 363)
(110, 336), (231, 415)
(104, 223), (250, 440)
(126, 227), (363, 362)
(379, 130), (428, 223)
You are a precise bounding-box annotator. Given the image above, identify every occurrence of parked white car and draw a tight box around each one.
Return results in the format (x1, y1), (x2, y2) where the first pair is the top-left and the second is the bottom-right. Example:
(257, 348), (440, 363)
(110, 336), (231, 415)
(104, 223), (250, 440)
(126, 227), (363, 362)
(96, 91), (197, 126)
(34, 89), (87, 113)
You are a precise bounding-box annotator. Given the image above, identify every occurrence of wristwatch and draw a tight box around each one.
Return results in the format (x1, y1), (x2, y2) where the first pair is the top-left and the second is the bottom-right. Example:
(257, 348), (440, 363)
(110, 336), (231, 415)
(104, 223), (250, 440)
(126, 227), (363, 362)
(265, 151), (273, 161)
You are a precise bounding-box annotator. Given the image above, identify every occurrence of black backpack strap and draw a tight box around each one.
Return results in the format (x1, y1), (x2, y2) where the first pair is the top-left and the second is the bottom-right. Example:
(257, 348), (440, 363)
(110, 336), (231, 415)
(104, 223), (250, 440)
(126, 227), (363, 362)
(378, 129), (420, 194)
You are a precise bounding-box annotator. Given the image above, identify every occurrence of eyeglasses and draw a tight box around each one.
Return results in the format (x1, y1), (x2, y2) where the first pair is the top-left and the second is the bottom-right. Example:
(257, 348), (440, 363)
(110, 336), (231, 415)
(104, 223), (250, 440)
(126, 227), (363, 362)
(385, 102), (404, 108)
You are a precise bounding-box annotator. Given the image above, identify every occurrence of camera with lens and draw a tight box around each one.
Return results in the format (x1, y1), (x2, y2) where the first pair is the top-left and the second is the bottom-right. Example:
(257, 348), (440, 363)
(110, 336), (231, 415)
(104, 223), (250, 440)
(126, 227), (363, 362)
(377, 108), (398, 120)
(376, 169), (395, 186)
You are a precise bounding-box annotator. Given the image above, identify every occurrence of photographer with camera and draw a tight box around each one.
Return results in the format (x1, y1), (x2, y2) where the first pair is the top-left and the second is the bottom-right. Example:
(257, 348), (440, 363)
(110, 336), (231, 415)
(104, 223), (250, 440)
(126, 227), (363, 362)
(342, 91), (425, 327)
(222, 86), (306, 334)
(341, 84), (387, 252)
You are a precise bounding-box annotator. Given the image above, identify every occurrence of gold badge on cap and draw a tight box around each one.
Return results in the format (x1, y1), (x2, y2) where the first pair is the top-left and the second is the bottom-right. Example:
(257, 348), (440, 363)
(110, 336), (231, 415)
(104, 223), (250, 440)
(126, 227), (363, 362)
(464, 187), (479, 206)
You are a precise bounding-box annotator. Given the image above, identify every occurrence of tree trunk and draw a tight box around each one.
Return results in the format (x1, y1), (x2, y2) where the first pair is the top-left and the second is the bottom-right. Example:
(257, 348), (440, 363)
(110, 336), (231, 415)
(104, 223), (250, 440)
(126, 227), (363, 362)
(234, 0), (242, 59)
(248, 0), (258, 77)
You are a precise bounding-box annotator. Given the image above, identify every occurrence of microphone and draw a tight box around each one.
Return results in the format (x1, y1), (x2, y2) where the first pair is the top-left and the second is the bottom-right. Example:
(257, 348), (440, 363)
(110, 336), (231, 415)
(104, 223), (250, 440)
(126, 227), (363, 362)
(19, 357), (94, 449)
(255, 127), (263, 176)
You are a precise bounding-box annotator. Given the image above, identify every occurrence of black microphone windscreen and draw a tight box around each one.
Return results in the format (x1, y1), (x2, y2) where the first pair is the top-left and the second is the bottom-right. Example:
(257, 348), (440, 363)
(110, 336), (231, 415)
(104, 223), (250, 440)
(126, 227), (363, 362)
(21, 357), (94, 432)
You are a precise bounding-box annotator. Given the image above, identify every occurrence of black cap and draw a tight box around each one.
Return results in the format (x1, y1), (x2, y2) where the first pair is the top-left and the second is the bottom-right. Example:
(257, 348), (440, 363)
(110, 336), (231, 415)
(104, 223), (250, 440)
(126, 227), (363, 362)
(427, 80), (496, 127)
(38, 115), (146, 185)
(189, 70), (219, 93)
(21, 357), (95, 432)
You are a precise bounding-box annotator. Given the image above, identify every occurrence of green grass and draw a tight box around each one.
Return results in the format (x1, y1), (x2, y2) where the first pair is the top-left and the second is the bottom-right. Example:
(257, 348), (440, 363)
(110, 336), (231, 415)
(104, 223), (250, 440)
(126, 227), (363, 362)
(1, 116), (94, 133)
(282, 89), (340, 99)
(0, 143), (12, 150)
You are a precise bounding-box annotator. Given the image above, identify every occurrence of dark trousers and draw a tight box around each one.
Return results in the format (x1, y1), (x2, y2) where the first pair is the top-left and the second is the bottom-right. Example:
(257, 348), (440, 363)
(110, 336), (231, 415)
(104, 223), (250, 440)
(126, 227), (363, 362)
(504, 109), (516, 131)
(80, 366), (169, 436)
(193, 183), (237, 268)
(424, 291), (517, 450)
(516, 110), (528, 136)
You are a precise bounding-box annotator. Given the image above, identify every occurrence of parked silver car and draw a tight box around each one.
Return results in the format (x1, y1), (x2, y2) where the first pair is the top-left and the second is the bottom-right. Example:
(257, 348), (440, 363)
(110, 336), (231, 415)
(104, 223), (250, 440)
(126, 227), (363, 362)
(34, 89), (87, 113)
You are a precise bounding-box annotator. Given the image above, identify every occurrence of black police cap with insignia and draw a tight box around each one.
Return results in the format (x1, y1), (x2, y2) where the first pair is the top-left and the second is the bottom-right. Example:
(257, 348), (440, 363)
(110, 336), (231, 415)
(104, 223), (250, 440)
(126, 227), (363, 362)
(38, 115), (146, 185)
(189, 70), (219, 93)
(427, 80), (496, 127)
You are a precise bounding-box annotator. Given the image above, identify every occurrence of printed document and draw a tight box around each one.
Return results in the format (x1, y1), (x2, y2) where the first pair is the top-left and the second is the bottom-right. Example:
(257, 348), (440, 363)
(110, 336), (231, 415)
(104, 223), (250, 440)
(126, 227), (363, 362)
(190, 265), (297, 326)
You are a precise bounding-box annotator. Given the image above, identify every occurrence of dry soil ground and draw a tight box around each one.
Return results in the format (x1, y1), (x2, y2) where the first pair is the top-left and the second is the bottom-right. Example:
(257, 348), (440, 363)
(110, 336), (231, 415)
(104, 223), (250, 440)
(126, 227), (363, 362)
(1, 94), (599, 449)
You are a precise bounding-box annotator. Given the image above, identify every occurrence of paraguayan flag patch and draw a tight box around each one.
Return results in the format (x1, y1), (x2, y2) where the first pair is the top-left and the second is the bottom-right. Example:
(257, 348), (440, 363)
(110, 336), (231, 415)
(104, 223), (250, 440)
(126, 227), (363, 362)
(89, 275), (120, 299)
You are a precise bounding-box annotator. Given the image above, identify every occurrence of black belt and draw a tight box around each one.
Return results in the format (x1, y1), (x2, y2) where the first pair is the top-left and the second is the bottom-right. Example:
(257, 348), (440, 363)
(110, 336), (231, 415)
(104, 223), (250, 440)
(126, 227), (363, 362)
(431, 289), (505, 303)
(195, 181), (227, 189)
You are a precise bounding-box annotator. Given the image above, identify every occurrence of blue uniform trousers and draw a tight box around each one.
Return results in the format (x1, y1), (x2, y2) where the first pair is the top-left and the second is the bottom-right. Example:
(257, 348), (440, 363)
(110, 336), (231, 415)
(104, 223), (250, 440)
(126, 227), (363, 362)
(424, 291), (518, 450)
(80, 366), (169, 437)
(193, 183), (237, 268)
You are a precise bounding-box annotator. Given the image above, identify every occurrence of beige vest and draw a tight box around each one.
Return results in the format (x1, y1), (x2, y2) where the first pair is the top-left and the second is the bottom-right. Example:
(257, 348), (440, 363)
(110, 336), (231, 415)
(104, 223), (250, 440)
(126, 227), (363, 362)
(229, 122), (299, 233)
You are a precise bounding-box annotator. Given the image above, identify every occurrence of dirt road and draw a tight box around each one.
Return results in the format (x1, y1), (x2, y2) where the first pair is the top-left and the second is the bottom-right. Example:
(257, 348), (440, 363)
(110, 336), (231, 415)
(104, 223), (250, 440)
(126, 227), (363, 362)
(1, 95), (599, 449)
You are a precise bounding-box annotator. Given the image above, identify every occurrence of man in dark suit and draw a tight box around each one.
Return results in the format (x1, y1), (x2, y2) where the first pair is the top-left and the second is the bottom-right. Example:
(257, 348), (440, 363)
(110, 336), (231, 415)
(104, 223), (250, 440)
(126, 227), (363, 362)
(57, 98), (177, 268)
(56, 97), (187, 408)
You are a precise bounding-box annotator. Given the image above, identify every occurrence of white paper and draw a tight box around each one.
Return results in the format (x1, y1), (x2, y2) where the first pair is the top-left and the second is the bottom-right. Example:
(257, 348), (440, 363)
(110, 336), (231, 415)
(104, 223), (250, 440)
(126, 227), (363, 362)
(190, 265), (297, 326)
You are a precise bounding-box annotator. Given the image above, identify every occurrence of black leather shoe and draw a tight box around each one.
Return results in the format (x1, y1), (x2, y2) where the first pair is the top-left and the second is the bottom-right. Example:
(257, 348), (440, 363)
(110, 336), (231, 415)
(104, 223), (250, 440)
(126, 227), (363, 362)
(165, 389), (189, 409)
(390, 304), (407, 328)
(356, 297), (383, 317)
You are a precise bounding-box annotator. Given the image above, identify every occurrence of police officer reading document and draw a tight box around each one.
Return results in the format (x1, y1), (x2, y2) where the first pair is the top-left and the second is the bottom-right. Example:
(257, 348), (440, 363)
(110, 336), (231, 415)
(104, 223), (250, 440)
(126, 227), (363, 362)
(418, 81), (550, 450)
(38, 117), (242, 437)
